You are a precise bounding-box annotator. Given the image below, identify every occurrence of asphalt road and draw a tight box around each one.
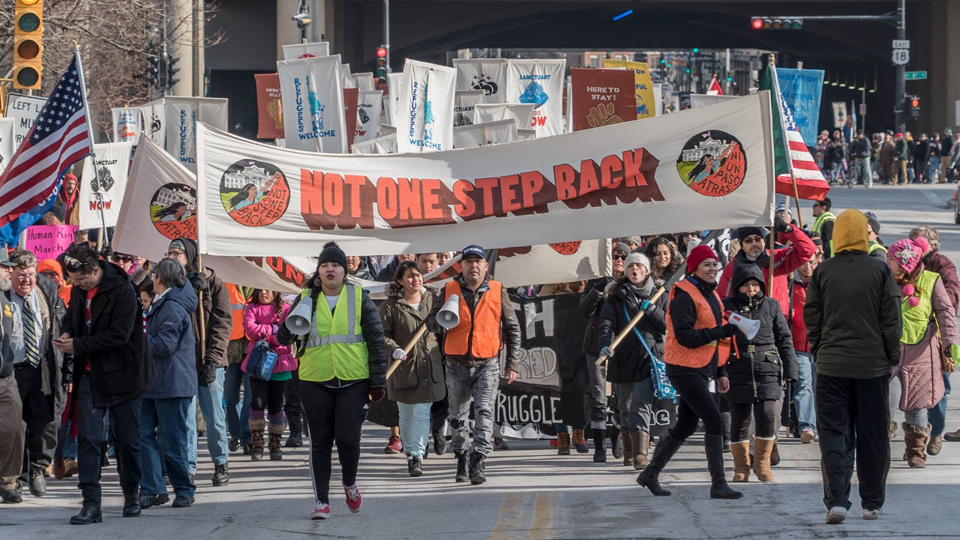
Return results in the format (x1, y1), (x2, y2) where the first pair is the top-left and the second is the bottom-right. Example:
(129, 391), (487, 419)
(5, 184), (960, 539)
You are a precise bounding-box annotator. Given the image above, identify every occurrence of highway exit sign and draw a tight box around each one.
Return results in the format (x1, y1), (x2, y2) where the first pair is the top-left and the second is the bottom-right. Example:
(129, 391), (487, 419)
(905, 71), (927, 80)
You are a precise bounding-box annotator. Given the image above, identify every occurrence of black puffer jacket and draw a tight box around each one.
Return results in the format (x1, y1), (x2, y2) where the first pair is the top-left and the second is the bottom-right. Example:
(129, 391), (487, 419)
(579, 276), (614, 357)
(721, 265), (798, 403)
(598, 278), (667, 384)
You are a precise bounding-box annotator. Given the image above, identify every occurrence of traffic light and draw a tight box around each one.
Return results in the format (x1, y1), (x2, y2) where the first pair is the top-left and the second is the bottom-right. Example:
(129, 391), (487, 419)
(164, 53), (181, 90)
(376, 46), (388, 84)
(751, 17), (803, 30)
(908, 96), (921, 119)
(14, 0), (44, 91)
(145, 53), (161, 88)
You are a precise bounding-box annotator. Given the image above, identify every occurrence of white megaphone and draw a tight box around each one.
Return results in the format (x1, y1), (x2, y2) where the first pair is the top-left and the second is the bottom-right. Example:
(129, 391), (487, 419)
(437, 294), (461, 330)
(285, 296), (314, 336)
(726, 311), (760, 340)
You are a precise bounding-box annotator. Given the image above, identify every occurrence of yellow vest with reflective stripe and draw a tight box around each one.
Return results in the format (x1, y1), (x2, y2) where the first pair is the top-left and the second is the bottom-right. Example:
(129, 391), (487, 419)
(298, 284), (369, 383)
(812, 212), (836, 235)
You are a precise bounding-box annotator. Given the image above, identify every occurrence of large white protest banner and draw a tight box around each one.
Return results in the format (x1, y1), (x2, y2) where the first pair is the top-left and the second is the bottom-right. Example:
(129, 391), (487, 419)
(278, 56), (347, 153)
(162, 97), (228, 171)
(194, 92), (776, 257)
(112, 107), (141, 144)
(473, 103), (535, 129)
(115, 138), (307, 293)
(282, 42), (330, 60)
(454, 90), (484, 126)
(79, 142), (133, 229)
(454, 59), (507, 104)
(504, 60), (566, 137)
(396, 60), (456, 154)
(0, 119), (15, 175)
(354, 90), (383, 145)
(354, 73), (375, 91)
(139, 101), (165, 147)
(453, 119), (518, 149)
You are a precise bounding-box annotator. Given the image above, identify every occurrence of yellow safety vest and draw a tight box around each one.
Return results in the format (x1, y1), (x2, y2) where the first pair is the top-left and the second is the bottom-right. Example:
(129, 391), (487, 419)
(812, 211), (836, 236)
(298, 284), (369, 383)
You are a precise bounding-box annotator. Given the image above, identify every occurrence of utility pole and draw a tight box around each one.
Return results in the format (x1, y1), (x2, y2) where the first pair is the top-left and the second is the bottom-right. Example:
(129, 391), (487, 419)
(383, 0), (391, 72)
(894, 0), (906, 134)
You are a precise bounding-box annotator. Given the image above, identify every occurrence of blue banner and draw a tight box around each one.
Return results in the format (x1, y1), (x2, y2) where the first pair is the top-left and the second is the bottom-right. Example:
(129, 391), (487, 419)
(776, 68), (824, 145)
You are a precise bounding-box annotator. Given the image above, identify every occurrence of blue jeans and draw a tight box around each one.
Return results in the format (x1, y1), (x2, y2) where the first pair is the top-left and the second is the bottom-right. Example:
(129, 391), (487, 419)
(446, 362), (500, 456)
(929, 157), (942, 183)
(397, 402), (431, 458)
(852, 159), (871, 187)
(793, 352), (817, 433)
(929, 373), (951, 437)
(224, 363), (251, 444)
(55, 420), (77, 461)
(140, 397), (195, 497)
(187, 368), (229, 467)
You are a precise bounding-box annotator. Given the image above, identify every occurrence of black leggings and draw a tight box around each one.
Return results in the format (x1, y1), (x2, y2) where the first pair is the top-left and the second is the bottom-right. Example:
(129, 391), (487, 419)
(667, 371), (723, 440)
(728, 400), (778, 442)
(300, 380), (369, 504)
(250, 377), (287, 416)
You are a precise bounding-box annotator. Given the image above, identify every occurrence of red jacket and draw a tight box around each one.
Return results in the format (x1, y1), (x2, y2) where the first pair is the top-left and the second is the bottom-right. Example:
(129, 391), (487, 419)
(719, 227), (817, 317)
(789, 275), (810, 353)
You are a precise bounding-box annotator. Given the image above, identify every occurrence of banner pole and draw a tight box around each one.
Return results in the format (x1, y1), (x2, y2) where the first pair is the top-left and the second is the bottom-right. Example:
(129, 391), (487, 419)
(385, 323), (428, 380)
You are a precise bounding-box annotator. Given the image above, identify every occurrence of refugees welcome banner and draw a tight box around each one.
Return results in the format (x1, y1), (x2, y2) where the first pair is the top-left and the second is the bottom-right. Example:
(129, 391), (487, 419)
(397, 60), (456, 153)
(278, 56), (347, 153)
(194, 92), (775, 257)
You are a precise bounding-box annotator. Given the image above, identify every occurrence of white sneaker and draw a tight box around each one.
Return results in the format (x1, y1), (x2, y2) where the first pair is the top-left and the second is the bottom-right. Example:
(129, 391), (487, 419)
(826, 506), (847, 524)
(800, 430), (815, 444)
(863, 508), (881, 520)
(311, 502), (330, 520)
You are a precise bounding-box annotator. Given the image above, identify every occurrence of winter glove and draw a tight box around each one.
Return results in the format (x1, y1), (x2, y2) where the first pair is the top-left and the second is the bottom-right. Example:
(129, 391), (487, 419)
(600, 346), (614, 359)
(640, 300), (651, 312)
(369, 388), (386, 403)
(392, 348), (407, 361)
(271, 324), (279, 335)
(774, 215), (793, 234)
(721, 324), (739, 338)
(199, 361), (219, 386)
(189, 273), (210, 294)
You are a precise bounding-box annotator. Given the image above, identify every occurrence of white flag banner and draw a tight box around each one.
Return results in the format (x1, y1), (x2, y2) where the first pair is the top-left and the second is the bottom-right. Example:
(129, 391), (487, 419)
(282, 42), (330, 60)
(386, 72), (404, 127)
(115, 138), (307, 293)
(454, 90), (484, 126)
(473, 103), (535, 129)
(278, 55), (347, 153)
(195, 92), (776, 257)
(355, 73), (375, 91)
(396, 60), (456, 154)
(453, 119), (518, 149)
(454, 59), (507, 104)
(504, 59), (566, 137)
(0, 118), (15, 176)
(352, 133), (397, 155)
(162, 97), (229, 172)
(139, 101), (166, 148)
(79, 142), (133, 229)
(342, 65), (356, 89)
(653, 83), (663, 116)
(112, 107), (141, 144)
(354, 91), (383, 145)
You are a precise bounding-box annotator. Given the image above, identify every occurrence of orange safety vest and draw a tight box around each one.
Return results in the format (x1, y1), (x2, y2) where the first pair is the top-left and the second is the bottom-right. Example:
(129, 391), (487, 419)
(225, 283), (247, 341)
(664, 278), (731, 369)
(443, 280), (503, 359)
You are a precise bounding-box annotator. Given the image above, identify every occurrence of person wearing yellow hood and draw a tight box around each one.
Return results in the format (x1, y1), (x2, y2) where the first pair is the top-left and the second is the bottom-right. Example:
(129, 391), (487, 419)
(803, 209), (902, 525)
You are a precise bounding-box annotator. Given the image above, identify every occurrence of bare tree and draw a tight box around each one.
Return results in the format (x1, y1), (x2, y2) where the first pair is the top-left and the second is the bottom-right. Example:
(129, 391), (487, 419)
(0, 0), (224, 136)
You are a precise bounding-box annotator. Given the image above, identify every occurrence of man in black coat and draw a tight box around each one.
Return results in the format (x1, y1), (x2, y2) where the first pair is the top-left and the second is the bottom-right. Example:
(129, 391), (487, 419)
(6, 248), (68, 500)
(56, 245), (153, 525)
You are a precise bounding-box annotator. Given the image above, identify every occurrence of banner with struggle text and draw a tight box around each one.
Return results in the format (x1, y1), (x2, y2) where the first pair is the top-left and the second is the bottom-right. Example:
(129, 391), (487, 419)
(195, 92), (776, 257)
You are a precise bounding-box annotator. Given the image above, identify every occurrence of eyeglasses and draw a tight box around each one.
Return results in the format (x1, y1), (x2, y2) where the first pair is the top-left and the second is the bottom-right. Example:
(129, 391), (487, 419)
(742, 236), (763, 245)
(165, 250), (184, 258)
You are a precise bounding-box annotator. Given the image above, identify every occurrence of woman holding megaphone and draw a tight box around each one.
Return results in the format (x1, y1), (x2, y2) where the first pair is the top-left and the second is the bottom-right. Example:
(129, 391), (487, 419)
(277, 242), (386, 520)
(720, 265), (798, 483)
(379, 261), (446, 477)
(636, 245), (743, 499)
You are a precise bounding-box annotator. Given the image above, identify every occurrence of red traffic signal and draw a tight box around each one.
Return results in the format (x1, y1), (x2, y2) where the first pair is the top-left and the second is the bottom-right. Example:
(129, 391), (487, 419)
(752, 18), (764, 29)
(376, 47), (387, 58)
(911, 98), (920, 108)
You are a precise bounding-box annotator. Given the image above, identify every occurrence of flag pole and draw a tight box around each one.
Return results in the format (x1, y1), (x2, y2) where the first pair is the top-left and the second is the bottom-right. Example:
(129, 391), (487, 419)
(74, 46), (111, 252)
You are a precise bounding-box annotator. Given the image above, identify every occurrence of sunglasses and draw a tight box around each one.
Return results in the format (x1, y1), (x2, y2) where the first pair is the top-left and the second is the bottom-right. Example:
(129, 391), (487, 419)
(812, 203), (821, 208)
(742, 236), (764, 245)
(612, 253), (627, 260)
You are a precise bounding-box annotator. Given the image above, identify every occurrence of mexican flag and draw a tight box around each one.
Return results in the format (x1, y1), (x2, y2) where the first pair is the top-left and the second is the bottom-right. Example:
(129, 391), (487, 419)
(759, 65), (829, 201)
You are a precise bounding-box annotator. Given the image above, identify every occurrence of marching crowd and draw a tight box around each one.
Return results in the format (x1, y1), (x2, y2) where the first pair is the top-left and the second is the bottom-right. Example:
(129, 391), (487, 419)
(0, 200), (958, 526)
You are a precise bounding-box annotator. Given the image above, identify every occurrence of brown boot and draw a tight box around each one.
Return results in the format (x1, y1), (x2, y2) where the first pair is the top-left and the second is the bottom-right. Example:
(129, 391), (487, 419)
(889, 421), (897, 439)
(572, 429), (589, 454)
(633, 431), (650, 470)
(63, 459), (78, 478)
(249, 418), (266, 461)
(620, 429), (633, 466)
(903, 423), (930, 468)
(753, 437), (776, 482)
(557, 432), (571, 456)
(54, 458), (66, 480)
(770, 440), (780, 466)
(268, 423), (285, 461)
(730, 441), (751, 482)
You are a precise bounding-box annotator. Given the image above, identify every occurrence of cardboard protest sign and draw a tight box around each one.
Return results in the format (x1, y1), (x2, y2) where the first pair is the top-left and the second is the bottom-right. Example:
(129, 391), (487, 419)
(24, 225), (77, 261)
(571, 68), (636, 132)
(255, 73), (284, 139)
(194, 92), (776, 257)
(602, 59), (656, 119)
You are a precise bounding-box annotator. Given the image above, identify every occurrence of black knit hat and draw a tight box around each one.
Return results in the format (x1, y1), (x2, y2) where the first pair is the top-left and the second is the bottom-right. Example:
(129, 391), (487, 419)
(169, 237), (198, 269)
(318, 241), (348, 269)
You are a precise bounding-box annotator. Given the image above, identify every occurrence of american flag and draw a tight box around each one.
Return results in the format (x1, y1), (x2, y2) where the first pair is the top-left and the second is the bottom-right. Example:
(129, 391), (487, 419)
(0, 53), (93, 238)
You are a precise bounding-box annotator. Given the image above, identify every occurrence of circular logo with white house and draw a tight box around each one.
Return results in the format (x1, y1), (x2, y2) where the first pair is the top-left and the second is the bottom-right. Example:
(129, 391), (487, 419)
(675, 130), (747, 197)
(150, 183), (197, 240)
(219, 160), (290, 227)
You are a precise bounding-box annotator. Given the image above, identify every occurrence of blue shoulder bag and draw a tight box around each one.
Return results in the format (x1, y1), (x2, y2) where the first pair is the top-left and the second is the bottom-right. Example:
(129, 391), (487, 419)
(247, 340), (279, 381)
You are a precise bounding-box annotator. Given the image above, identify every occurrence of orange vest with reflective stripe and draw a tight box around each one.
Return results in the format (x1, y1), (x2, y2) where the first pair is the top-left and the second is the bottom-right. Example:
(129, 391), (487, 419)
(443, 280), (503, 359)
(226, 284), (247, 341)
(664, 279), (731, 369)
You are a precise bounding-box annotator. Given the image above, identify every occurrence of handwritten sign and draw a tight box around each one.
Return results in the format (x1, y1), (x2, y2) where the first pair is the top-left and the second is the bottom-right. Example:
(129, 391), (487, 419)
(6, 93), (49, 147)
(24, 225), (78, 261)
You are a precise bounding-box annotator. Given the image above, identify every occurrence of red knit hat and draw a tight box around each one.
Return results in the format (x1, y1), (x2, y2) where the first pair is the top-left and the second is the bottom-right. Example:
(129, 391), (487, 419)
(686, 245), (719, 274)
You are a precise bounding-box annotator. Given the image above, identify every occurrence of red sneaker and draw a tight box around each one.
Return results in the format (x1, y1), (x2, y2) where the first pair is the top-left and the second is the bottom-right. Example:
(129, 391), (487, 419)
(343, 483), (362, 513)
(384, 436), (403, 454)
(310, 502), (330, 520)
